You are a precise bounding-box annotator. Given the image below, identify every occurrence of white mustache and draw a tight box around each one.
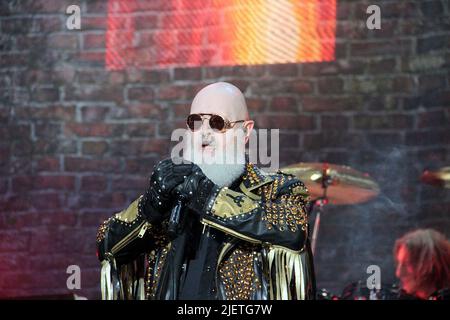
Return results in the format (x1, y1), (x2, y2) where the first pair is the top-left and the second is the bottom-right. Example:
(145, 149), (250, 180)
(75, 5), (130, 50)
(201, 139), (215, 147)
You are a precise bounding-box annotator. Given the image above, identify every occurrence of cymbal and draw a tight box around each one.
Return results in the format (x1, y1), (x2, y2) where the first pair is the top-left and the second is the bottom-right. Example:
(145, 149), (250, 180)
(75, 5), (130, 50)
(280, 162), (380, 205)
(421, 167), (450, 189)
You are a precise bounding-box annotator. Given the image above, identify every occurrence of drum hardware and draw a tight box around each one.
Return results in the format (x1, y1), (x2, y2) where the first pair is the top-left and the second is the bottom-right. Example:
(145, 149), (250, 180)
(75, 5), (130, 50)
(281, 162), (380, 255)
(421, 167), (450, 189)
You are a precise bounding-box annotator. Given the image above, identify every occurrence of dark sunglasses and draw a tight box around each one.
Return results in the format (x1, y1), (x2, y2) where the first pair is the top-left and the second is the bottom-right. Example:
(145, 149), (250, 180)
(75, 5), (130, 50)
(186, 113), (245, 133)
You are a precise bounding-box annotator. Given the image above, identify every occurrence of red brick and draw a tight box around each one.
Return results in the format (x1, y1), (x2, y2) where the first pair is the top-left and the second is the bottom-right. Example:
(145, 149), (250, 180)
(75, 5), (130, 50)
(126, 69), (170, 84)
(1, 17), (32, 33)
(173, 103), (190, 118)
(15, 105), (75, 121)
(11, 176), (33, 193)
(418, 74), (447, 92)
(75, 69), (109, 85)
(32, 193), (62, 210)
(0, 125), (31, 140)
(65, 85), (123, 103)
(35, 175), (75, 190)
(267, 63), (299, 77)
(302, 97), (363, 112)
(354, 114), (414, 130)
(393, 76), (415, 93)
(108, 71), (126, 85)
(75, 51), (105, 64)
(81, 176), (107, 192)
(321, 115), (349, 130)
(78, 192), (127, 210)
(111, 176), (147, 191)
(417, 110), (449, 128)
(127, 86), (155, 102)
(318, 77), (344, 94)
(0, 178), (8, 194)
(40, 211), (77, 226)
(246, 98), (267, 112)
(303, 132), (364, 150)
(125, 157), (160, 174)
(368, 58), (397, 74)
(204, 65), (265, 79)
(351, 40), (412, 56)
(174, 68), (202, 81)
(64, 123), (115, 137)
(0, 232), (30, 252)
(82, 16), (107, 30)
(31, 87), (60, 102)
(32, 17), (62, 32)
(112, 103), (168, 120)
(79, 210), (111, 227)
(423, 90), (450, 108)
(48, 33), (79, 50)
(82, 141), (108, 155)
(0, 195), (31, 212)
(0, 253), (30, 271)
(0, 53), (28, 67)
(405, 130), (449, 146)
(156, 85), (190, 100)
(84, 0), (108, 13)
(81, 106), (110, 122)
(269, 97), (298, 112)
(285, 80), (314, 94)
(279, 133), (300, 149)
(302, 61), (355, 76)
(83, 33), (105, 50)
(158, 120), (186, 136)
(64, 157), (120, 172)
(254, 115), (315, 130)
(34, 123), (61, 138)
(124, 123), (156, 137)
(367, 133), (403, 148)
(110, 139), (169, 156)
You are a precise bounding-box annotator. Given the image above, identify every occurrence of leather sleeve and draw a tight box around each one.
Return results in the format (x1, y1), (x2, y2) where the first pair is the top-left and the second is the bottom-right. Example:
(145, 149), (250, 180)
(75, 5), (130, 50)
(96, 196), (168, 265)
(201, 176), (310, 251)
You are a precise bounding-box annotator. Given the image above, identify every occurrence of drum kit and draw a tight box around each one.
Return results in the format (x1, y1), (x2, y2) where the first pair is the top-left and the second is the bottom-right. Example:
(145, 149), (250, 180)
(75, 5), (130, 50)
(280, 162), (450, 300)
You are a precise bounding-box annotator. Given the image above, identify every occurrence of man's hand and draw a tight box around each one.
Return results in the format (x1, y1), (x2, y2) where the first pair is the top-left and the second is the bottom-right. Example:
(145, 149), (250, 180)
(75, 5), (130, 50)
(174, 164), (217, 218)
(141, 158), (194, 223)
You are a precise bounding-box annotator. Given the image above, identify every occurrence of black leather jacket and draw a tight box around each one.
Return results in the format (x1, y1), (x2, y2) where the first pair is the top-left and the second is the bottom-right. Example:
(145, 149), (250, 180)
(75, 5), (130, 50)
(96, 162), (316, 300)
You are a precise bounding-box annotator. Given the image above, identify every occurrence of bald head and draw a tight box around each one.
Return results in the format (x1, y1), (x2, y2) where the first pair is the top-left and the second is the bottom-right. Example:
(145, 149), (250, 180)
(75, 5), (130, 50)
(190, 82), (249, 121)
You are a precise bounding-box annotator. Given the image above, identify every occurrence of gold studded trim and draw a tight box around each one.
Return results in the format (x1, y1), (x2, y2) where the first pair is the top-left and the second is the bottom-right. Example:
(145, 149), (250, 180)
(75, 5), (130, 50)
(201, 218), (261, 244)
(96, 217), (112, 243)
(218, 243), (262, 300)
(113, 196), (143, 226)
(110, 220), (150, 255)
(211, 187), (259, 219)
(262, 195), (309, 233)
(145, 242), (171, 299)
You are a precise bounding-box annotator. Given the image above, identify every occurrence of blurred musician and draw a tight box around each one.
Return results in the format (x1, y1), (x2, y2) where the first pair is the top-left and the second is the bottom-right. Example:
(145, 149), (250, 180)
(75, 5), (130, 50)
(394, 228), (450, 300)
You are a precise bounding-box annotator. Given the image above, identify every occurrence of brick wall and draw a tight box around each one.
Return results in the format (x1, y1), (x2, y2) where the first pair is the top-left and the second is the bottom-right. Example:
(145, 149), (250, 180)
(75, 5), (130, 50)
(0, 0), (449, 299)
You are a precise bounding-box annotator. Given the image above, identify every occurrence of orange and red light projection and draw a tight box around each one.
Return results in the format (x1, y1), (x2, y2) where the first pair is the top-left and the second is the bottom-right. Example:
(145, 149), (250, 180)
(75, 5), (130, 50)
(106, 0), (336, 70)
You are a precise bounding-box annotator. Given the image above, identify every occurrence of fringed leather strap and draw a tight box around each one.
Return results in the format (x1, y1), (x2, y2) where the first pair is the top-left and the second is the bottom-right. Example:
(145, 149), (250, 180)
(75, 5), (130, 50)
(267, 246), (306, 300)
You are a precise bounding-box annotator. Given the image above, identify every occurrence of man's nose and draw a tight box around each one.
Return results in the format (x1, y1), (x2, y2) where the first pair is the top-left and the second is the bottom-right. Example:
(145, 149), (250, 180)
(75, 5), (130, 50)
(199, 119), (214, 133)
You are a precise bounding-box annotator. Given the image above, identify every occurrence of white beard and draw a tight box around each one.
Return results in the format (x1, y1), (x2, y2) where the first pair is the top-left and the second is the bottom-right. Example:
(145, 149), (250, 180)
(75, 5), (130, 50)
(182, 133), (246, 187)
(195, 162), (245, 187)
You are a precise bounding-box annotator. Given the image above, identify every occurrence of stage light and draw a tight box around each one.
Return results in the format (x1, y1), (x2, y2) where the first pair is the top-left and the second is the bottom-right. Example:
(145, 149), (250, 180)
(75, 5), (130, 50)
(106, 0), (336, 70)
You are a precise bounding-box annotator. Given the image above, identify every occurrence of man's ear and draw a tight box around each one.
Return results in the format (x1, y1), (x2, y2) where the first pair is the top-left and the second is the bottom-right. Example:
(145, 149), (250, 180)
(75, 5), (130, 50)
(244, 120), (254, 144)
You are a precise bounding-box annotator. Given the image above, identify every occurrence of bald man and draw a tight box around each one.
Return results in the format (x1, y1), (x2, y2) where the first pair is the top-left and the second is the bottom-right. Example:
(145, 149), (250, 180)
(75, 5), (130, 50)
(96, 82), (315, 300)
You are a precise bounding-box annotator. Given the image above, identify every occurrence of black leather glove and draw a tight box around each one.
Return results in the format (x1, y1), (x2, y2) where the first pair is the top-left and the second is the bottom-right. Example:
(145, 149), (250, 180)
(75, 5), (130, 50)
(174, 164), (217, 218)
(141, 158), (194, 223)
